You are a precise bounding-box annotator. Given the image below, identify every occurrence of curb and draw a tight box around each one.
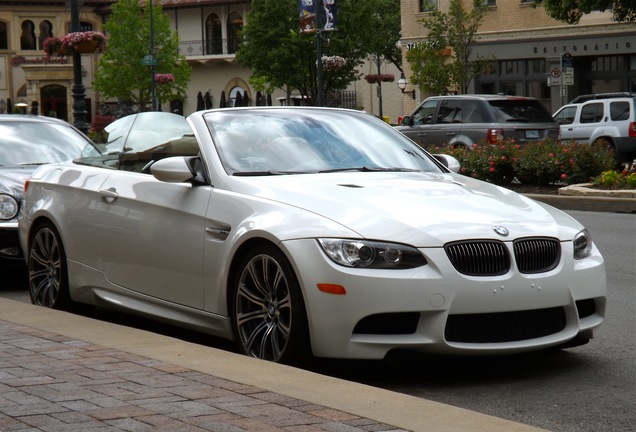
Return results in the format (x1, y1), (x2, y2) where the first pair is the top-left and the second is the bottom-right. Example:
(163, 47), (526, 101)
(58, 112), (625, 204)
(523, 184), (636, 213)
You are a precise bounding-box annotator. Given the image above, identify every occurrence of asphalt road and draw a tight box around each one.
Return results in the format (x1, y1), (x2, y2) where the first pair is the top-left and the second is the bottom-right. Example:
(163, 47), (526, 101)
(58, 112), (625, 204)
(2, 210), (634, 432)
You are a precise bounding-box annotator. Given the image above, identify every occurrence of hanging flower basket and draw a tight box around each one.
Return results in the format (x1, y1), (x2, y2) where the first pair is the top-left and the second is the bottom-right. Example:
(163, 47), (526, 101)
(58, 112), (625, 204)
(154, 73), (175, 85)
(321, 55), (347, 72)
(61, 31), (107, 55)
(365, 73), (395, 84)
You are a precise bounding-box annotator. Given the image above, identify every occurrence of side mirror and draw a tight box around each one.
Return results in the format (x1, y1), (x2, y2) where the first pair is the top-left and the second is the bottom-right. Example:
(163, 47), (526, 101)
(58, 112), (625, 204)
(401, 115), (413, 126)
(150, 156), (199, 183)
(432, 154), (461, 173)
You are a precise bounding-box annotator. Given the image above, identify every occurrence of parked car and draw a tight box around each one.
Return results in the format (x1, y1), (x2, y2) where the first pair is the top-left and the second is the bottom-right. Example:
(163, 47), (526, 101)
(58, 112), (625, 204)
(0, 115), (96, 265)
(396, 94), (559, 149)
(553, 92), (636, 164)
(19, 108), (606, 364)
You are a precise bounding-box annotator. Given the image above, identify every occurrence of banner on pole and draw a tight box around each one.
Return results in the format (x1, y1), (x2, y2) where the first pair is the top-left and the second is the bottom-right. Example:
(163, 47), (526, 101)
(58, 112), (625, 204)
(298, 0), (337, 33)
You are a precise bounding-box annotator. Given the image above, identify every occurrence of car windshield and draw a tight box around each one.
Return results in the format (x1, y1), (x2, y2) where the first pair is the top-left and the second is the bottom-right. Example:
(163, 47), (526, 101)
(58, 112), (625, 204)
(204, 109), (442, 175)
(488, 100), (554, 123)
(0, 120), (93, 166)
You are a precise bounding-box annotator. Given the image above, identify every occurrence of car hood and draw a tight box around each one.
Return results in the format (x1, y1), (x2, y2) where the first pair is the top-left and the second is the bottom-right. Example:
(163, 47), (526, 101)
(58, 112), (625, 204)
(0, 166), (36, 198)
(229, 172), (579, 246)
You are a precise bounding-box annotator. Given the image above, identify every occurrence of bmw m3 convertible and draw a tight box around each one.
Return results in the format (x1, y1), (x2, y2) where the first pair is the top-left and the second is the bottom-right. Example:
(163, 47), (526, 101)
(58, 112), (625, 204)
(19, 108), (606, 363)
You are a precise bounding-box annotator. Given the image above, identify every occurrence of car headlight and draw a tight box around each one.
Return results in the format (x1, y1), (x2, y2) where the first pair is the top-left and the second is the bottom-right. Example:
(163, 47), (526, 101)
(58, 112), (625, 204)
(573, 229), (593, 259)
(318, 238), (427, 269)
(0, 194), (19, 220)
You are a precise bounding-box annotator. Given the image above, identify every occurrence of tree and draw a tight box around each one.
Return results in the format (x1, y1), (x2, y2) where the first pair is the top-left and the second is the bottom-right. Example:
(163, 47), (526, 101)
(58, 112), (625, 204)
(535, 0), (636, 24)
(406, 0), (492, 95)
(235, 0), (402, 105)
(94, 0), (190, 112)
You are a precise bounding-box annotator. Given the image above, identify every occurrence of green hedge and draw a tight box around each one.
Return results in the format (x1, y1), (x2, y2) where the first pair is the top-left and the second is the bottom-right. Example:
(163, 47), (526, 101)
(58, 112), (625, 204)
(427, 139), (616, 186)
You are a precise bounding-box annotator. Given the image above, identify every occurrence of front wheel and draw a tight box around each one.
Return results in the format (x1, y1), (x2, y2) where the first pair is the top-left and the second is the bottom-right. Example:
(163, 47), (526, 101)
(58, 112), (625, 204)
(28, 222), (72, 310)
(230, 245), (310, 364)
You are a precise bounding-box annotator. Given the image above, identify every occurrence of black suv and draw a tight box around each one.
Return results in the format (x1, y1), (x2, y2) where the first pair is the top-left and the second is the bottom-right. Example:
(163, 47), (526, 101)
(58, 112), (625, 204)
(396, 95), (559, 149)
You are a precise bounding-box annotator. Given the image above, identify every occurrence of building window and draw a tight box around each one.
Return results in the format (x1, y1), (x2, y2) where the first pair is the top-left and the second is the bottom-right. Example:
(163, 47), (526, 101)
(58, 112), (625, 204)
(484, 0), (496, 6)
(0, 22), (8, 50)
(20, 20), (36, 50)
(227, 12), (242, 54)
(420, 0), (437, 12)
(38, 20), (53, 50)
(205, 14), (222, 55)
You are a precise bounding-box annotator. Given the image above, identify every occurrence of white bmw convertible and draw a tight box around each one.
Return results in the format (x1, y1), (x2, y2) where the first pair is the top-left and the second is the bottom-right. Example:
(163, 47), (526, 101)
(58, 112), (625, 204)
(19, 108), (606, 363)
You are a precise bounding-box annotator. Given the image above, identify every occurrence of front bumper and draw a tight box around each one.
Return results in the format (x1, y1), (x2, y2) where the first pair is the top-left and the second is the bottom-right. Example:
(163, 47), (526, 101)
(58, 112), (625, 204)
(282, 238), (607, 360)
(0, 223), (24, 263)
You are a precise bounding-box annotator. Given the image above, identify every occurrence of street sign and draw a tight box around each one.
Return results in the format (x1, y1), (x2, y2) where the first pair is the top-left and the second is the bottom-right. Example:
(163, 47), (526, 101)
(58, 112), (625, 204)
(560, 52), (572, 69)
(563, 68), (574, 85)
(550, 67), (562, 86)
(141, 55), (157, 66)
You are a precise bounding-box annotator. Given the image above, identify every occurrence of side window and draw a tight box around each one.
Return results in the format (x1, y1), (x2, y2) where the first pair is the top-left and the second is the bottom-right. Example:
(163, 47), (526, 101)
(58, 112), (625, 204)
(437, 99), (461, 123)
(609, 101), (630, 121)
(119, 112), (198, 174)
(460, 100), (484, 123)
(412, 99), (438, 125)
(580, 103), (603, 124)
(554, 106), (577, 125)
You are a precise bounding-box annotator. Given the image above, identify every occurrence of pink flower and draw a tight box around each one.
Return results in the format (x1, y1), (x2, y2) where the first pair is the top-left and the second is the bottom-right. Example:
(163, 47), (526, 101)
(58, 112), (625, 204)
(489, 167), (495, 172)
(561, 173), (567, 180)
(548, 153), (554, 158)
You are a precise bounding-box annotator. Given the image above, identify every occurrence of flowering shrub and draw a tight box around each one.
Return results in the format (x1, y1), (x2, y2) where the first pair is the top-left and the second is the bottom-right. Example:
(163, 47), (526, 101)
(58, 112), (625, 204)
(428, 139), (617, 187)
(364, 73), (395, 84)
(154, 73), (175, 84)
(321, 55), (346, 71)
(61, 31), (107, 54)
(514, 140), (615, 185)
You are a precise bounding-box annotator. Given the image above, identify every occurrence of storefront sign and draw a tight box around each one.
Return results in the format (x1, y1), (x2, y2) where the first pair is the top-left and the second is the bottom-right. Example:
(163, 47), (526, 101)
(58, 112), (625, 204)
(11, 56), (69, 67)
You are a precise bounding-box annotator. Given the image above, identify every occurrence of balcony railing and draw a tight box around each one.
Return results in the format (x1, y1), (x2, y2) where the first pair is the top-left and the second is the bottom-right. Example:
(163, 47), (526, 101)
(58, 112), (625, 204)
(179, 39), (236, 57)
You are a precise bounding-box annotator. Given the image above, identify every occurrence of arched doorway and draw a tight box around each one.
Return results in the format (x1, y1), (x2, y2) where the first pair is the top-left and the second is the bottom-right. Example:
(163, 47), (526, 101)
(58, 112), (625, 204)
(41, 84), (67, 120)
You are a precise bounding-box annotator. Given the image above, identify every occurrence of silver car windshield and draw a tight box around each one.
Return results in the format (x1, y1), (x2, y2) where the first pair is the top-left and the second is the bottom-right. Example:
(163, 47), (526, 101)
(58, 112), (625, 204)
(204, 109), (443, 175)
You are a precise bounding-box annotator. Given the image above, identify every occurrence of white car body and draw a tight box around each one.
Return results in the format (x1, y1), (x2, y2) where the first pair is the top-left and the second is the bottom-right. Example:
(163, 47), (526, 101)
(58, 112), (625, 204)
(19, 108), (606, 362)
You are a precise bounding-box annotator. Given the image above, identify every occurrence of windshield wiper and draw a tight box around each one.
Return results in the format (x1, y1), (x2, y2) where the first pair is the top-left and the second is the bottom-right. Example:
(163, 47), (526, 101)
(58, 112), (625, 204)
(233, 170), (302, 176)
(319, 167), (420, 173)
(18, 162), (49, 166)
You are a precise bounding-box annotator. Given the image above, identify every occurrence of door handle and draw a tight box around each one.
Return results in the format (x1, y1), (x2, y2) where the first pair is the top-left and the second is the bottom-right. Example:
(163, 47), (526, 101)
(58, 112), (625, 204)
(99, 187), (119, 203)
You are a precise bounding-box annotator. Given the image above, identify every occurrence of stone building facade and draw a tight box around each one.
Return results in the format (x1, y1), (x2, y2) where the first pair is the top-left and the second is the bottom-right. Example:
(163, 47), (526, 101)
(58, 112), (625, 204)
(399, 0), (636, 114)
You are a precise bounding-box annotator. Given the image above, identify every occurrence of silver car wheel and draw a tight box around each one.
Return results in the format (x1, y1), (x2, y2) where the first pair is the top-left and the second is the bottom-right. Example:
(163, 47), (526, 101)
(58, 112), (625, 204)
(232, 244), (311, 364)
(28, 224), (69, 309)
(235, 253), (293, 362)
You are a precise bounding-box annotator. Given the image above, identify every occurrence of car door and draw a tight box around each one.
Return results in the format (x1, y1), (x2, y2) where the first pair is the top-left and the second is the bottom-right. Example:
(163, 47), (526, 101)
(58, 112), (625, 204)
(553, 105), (578, 141)
(93, 112), (209, 309)
(398, 98), (439, 147)
(574, 102), (605, 143)
(426, 98), (463, 147)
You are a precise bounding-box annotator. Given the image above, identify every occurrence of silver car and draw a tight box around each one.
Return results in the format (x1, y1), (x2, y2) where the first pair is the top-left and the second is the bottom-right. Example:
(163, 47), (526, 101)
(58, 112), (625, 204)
(19, 108), (605, 364)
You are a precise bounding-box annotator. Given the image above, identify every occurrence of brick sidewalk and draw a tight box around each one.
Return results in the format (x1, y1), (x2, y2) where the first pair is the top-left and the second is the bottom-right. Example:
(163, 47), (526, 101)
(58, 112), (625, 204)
(0, 320), (407, 432)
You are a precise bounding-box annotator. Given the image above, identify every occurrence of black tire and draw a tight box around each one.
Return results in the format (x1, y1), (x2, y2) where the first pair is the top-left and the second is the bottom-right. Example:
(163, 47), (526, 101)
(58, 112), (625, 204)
(230, 245), (310, 364)
(28, 222), (73, 310)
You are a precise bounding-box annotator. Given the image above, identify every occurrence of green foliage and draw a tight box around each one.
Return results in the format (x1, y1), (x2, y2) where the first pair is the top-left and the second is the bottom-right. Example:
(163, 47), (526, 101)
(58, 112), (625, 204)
(407, 0), (493, 95)
(428, 139), (617, 186)
(236, 0), (402, 104)
(94, 0), (191, 111)
(534, 0), (636, 24)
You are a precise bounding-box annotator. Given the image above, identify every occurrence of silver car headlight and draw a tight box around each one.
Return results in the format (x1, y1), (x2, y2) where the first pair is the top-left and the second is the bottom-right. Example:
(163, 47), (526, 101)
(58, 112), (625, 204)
(0, 194), (19, 220)
(573, 229), (593, 259)
(318, 238), (427, 269)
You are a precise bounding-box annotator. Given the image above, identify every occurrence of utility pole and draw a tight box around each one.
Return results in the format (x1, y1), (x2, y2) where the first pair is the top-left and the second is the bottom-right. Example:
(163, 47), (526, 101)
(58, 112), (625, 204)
(149, 0), (157, 111)
(315, 0), (324, 107)
(69, 0), (89, 133)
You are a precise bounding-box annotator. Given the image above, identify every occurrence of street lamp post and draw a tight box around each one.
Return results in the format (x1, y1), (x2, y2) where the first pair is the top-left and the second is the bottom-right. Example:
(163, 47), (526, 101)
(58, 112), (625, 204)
(149, 0), (157, 111)
(69, 0), (89, 133)
(315, 0), (324, 107)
